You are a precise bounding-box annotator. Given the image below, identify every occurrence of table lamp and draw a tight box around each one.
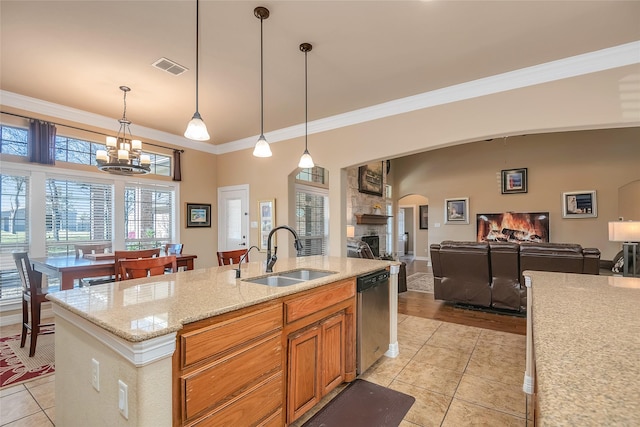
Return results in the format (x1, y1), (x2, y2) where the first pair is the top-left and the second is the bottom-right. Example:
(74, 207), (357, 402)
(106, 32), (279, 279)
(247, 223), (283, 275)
(608, 220), (640, 277)
(346, 225), (355, 239)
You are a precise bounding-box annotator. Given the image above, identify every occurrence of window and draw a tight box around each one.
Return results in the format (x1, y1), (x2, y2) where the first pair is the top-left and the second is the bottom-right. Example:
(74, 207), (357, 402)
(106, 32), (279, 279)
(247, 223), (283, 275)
(295, 166), (329, 257)
(45, 178), (113, 256)
(124, 184), (174, 249)
(0, 172), (30, 301)
(55, 135), (172, 177)
(0, 125), (28, 156)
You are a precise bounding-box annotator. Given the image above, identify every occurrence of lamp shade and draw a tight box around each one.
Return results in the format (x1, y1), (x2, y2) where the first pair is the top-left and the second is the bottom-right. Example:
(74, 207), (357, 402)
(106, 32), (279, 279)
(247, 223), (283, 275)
(253, 135), (272, 157)
(184, 114), (210, 141)
(608, 221), (640, 242)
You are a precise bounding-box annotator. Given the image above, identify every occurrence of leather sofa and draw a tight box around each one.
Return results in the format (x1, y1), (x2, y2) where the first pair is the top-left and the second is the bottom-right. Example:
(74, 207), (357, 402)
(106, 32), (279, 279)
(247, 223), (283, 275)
(430, 241), (600, 312)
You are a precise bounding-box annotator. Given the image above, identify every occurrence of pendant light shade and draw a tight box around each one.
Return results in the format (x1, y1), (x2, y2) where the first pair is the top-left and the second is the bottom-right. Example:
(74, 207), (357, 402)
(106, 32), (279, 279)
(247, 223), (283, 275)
(298, 42), (314, 169)
(253, 6), (272, 157)
(184, 0), (210, 141)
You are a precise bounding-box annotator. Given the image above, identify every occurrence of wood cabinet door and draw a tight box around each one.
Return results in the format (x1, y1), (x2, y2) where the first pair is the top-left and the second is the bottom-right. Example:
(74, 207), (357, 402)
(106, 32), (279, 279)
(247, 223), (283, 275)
(287, 326), (321, 423)
(321, 312), (346, 395)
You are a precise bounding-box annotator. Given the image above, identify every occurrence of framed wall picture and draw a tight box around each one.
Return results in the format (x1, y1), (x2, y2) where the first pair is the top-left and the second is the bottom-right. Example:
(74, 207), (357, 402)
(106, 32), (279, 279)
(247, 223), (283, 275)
(358, 162), (384, 196)
(186, 203), (211, 228)
(444, 197), (469, 224)
(501, 168), (528, 194)
(562, 191), (597, 218)
(259, 199), (275, 250)
(419, 205), (429, 229)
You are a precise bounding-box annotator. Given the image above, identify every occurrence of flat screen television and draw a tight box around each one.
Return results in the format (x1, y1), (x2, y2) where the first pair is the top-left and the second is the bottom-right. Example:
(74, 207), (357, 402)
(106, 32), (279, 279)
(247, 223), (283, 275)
(476, 212), (549, 243)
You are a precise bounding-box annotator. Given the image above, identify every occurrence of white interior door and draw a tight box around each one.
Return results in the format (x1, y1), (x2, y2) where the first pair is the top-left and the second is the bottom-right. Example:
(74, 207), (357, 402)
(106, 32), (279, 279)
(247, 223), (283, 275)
(397, 208), (406, 257)
(217, 185), (249, 251)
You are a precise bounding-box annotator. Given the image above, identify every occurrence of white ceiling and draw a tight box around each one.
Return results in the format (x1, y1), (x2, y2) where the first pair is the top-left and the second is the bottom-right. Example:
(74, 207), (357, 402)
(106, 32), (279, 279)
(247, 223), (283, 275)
(2, 1), (640, 150)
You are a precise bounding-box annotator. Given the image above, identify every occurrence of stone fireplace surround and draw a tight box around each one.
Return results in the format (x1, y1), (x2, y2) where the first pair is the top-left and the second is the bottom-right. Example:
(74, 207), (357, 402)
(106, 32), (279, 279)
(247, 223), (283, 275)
(347, 166), (390, 256)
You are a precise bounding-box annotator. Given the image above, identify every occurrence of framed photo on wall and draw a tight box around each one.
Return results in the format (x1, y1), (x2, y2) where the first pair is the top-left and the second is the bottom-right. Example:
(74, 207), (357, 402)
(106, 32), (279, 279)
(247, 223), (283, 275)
(444, 197), (469, 224)
(501, 168), (528, 194)
(562, 191), (597, 218)
(186, 203), (211, 227)
(419, 205), (429, 229)
(358, 162), (384, 196)
(259, 199), (276, 250)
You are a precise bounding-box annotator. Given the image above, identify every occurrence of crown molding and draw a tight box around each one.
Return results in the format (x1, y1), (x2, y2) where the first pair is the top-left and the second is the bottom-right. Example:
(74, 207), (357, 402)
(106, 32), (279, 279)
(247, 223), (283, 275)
(220, 40), (640, 150)
(0, 91), (218, 155)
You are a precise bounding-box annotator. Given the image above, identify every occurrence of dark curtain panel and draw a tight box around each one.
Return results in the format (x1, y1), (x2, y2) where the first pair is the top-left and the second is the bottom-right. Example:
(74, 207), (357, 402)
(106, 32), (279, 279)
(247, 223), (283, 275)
(173, 150), (182, 181)
(28, 119), (56, 165)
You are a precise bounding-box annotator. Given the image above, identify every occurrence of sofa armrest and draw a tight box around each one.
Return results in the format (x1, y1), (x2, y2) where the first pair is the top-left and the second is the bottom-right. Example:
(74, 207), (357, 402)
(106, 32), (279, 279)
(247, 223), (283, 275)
(583, 247), (601, 275)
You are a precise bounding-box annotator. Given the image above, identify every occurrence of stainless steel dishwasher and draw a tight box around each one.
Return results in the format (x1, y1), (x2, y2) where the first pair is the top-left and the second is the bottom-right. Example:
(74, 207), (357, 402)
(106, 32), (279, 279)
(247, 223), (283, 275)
(356, 269), (390, 374)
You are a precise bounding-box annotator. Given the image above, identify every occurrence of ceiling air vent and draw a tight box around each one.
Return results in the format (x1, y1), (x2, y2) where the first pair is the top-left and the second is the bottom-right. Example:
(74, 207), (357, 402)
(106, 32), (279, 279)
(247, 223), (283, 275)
(152, 57), (188, 76)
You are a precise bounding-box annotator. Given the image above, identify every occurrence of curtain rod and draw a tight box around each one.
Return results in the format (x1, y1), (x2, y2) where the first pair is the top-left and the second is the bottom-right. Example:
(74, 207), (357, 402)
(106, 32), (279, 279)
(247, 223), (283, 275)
(1, 110), (184, 153)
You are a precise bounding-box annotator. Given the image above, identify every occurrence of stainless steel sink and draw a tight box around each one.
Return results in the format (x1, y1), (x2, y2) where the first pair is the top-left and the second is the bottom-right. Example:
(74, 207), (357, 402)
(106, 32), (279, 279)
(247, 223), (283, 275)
(277, 269), (337, 281)
(243, 269), (337, 287)
(244, 275), (306, 287)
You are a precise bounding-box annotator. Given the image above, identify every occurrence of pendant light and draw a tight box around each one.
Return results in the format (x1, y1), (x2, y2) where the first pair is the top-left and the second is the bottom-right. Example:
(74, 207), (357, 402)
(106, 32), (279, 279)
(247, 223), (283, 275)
(298, 43), (315, 168)
(184, 0), (210, 141)
(253, 6), (272, 157)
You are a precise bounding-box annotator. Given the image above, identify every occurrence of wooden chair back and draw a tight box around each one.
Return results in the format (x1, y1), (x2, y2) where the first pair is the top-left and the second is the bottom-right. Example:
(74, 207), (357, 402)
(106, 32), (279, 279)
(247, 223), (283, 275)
(75, 243), (112, 259)
(118, 256), (177, 281)
(216, 249), (249, 266)
(13, 252), (55, 356)
(114, 248), (161, 281)
(164, 243), (184, 255)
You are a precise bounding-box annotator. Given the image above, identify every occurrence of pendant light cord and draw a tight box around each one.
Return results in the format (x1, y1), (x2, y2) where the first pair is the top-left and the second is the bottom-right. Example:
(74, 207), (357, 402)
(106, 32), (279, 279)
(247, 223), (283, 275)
(260, 15), (264, 135)
(304, 48), (308, 150)
(195, 0), (200, 114)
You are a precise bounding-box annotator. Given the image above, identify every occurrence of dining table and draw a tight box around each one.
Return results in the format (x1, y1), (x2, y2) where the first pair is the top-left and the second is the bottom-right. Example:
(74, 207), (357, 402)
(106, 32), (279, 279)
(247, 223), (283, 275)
(31, 253), (197, 291)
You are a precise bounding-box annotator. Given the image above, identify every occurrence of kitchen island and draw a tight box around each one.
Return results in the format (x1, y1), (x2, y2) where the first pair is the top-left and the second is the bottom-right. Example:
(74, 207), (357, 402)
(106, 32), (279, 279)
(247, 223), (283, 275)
(524, 271), (640, 426)
(47, 256), (399, 426)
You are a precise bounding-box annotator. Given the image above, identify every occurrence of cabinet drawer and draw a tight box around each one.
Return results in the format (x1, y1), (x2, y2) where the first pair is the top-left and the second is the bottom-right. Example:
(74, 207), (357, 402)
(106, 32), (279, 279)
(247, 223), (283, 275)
(182, 304), (282, 368)
(183, 334), (282, 421)
(285, 279), (355, 324)
(189, 372), (283, 427)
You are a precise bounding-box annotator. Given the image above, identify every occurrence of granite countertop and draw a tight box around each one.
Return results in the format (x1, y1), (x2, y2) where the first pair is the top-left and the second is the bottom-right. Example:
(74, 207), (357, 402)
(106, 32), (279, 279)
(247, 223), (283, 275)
(526, 271), (640, 426)
(47, 256), (395, 343)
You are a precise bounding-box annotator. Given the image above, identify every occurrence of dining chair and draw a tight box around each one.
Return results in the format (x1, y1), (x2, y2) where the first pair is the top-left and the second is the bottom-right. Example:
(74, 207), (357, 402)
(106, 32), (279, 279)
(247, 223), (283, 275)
(118, 255), (177, 281)
(74, 243), (112, 259)
(164, 243), (184, 255)
(13, 252), (55, 357)
(75, 243), (114, 286)
(114, 248), (162, 281)
(216, 249), (249, 266)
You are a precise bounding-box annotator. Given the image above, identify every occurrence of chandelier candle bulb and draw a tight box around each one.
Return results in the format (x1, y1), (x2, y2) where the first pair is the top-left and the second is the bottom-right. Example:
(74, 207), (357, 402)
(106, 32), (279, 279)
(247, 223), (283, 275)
(118, 149), (129, 161)
(106, 136), (117, 147)
(123, 142), (130, 152)
(131, 140), (142, 150)
(96, 150), (108, 162)
(140, 154), (151, 165)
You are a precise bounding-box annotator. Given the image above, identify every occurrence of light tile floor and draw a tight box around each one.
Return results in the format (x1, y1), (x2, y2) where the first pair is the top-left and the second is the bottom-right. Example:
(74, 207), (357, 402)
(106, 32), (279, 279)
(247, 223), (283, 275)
(1, 315), (529, 426)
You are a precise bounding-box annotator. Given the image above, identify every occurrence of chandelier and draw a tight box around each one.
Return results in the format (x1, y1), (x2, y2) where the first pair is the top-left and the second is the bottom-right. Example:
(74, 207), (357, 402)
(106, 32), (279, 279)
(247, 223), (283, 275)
(96, 86), (151, 175)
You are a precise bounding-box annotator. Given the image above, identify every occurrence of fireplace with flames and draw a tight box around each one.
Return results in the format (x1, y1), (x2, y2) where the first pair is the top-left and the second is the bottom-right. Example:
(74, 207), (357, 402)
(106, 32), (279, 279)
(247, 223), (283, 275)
(476, 212), (549, 243)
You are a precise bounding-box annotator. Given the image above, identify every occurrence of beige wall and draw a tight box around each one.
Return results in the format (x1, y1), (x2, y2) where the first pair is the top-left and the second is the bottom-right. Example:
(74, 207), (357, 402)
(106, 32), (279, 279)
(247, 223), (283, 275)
(619, 180), (640, 220)
(393, 128), (640, 260)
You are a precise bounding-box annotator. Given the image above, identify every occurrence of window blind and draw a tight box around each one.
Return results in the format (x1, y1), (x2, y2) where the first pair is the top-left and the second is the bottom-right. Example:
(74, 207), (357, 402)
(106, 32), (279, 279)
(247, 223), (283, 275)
(124, 184), (174, 249)
(295, 184), (329, 256)
(45, 178), (113, 256)
(0, 172), (30, 301)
